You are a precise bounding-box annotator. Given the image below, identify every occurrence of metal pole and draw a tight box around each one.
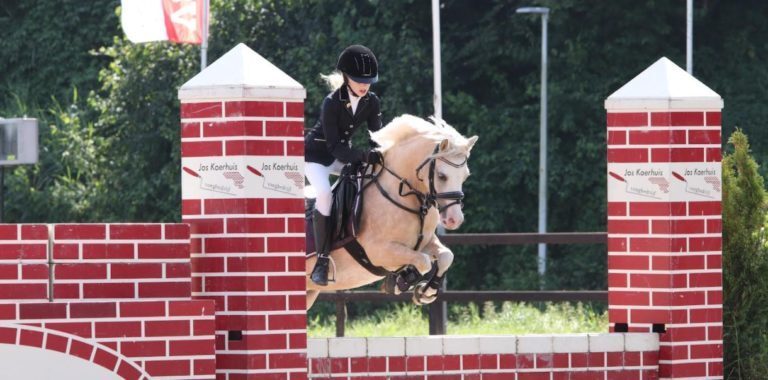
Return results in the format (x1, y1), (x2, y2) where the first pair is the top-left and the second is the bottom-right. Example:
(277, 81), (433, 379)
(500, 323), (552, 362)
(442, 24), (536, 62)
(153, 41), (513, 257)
(200, 0), (209, 70)
(431, 0), (442, 121)
(686, 0), (693, 74)
(537, 13), (548, 289)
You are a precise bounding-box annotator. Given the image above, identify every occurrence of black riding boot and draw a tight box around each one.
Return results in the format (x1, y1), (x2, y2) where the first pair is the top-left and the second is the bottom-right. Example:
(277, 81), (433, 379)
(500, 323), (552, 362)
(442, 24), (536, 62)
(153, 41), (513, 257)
(310, 210), (332, 286)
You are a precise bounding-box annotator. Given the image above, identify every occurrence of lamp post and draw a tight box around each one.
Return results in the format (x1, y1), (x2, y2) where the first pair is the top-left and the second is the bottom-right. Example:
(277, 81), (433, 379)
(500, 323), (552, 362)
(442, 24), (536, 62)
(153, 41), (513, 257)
(516, 6), (549, 289)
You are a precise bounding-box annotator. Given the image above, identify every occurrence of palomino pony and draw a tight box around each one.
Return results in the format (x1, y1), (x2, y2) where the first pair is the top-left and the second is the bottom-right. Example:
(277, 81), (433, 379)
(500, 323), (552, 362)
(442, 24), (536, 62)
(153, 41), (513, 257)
(306, 114), (478, 309)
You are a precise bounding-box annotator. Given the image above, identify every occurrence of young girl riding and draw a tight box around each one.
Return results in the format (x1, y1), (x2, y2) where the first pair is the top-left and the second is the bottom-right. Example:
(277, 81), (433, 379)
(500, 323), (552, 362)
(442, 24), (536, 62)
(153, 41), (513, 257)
(305, 45), (383, 286)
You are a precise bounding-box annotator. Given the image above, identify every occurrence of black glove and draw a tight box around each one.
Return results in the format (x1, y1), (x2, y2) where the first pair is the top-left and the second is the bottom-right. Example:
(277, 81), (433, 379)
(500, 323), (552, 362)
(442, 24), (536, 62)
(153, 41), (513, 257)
(365, 150), (383, 165)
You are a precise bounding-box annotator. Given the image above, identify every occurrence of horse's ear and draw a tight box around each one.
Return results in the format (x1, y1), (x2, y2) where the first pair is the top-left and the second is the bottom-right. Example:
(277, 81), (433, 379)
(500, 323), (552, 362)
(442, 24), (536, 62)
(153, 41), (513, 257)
(467, 135), (479, 151)
(439, 138), (450, 152)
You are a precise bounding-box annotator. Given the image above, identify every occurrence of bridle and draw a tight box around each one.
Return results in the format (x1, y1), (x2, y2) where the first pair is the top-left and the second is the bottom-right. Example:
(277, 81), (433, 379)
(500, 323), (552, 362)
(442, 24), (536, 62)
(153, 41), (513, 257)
(366, 144), (467, 250)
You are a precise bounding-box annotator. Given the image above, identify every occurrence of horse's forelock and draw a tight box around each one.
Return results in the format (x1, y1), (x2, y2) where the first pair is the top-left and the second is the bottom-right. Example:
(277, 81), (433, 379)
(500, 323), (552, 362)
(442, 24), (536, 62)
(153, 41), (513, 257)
(373, 114), (470, 156)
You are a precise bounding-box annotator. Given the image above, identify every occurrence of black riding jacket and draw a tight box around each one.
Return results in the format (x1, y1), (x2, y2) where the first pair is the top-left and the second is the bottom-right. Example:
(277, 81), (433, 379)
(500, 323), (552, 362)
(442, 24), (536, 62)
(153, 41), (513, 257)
(304, 86), (382, 166)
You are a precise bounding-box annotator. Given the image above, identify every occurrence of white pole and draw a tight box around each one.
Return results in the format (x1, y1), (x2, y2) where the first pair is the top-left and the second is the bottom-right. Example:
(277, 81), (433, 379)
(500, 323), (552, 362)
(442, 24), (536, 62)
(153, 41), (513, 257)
(537, 12), (548, 289)
(686, 0), (693, 74)
(201, 0), (209, 70)
(431, 0), (442, 121)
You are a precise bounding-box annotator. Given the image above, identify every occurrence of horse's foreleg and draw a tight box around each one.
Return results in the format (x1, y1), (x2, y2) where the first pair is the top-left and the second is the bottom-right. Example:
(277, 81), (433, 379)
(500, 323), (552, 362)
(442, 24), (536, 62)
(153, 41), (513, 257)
(412, 236), (453, 305)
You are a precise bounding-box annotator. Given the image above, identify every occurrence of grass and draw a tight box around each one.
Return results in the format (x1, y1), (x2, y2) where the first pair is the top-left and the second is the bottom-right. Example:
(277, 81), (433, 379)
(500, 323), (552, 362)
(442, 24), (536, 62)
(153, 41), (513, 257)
(308, 301), (608, 337)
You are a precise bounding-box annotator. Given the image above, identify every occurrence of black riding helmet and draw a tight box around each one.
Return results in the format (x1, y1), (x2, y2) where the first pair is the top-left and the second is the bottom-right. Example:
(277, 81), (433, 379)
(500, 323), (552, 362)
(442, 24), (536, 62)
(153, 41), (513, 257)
(336, 45), (379, 84)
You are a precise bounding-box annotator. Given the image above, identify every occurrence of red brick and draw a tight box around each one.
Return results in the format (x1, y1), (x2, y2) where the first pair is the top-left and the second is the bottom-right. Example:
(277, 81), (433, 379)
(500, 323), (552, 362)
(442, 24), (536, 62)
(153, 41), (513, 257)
(0, 244), (47, 260)
(194, 359), (217, 376)
(0, 225), (17, 239)
(21, 225), (47, 239)
(117, 360), (143, 380)
(225, 101), (284, 117)
(630, 237), (686, 252)
(708, 325), (723, 340)
(706, 219), (722, 234)
(352, 356), (369, 372)
(228, 295), (286, 311)
(690, 343), (722, 359)
(229, 257), (285, 273)
(138, 243), (189, 259)
(266, 121), (304, 137)
(182, 141), (223, 157)
(608, 148), (648, 163)
(226, 217), (285, 234)
(138, 281), (191, 298)
(181, 122), (201, 138)
(629, 202), (686, 216)
(690, 307), (722, 323)
(630, 309), (670, 324)
(169, 339), (214, 356)
(629, 130), (686, 145)
(83, 283), (135, 299)
(93, 349), (119, 372)
(0, 284), (47, 299)
(183, 199), (202, 215)
(688, 130), (721, 144)
(287, 295), (305, 311)
(181, 102), (222, 118)
(652, 254), (706, 270)
(607, 202), (626, 216)
(119, 301), (166, 317)
(55, 224), (106, 240)
(268, 314), (306, 330)
(145, 359), (191, 376)
(82, 243), (134, 259)
(609, 291), (650, 306)
(205, 237), (264, 253)
(607, 130), (626, 145)
(629, 273), (686, 288)
(267, 199), (304, 214)
(22, 264), (48, 279)
(203, 120), (263, 137)
(607, 112), (647, 127)
(229, 333), (287, 351)
(0, 264), (18, 280)
(671, 112), (705, 126)
(706, 112), (721, 126)
(287, 218), (305, 233)
(110, 263), (163, 279)
(268, 276), (304, 291)
(288, 256), (304, 272)
(708, 290), (723, 305)
(19, 303), (67, 320)
(168, 300), (212, 317)
(652, 219), (704, 234)
(166, 263), (191, 278)
(268, 237), (305, 253)
(662, 361), (707, 378)
(709, 361), (724, 377)
(111, 224), (162, 240)
(54, 284), (81, 299)
(608, 220), (648, 234)
(270, 352), (307, 369)
(689, 237), (721, 252)
(204, 276), (264, 292)
(654, 291), (706, 307)
(287, 141), (303, 156)
(53, 243), (79, 259)
(95, 321), (142, 338)
(225, 140), (284, 156)
(286, 102), (304, 117)
(689, 201), (721, 216)
(651, 147), (704, 162)
(188, 218), (224, 235)
(608, 255), (648, 270)
(70, 302), (117, 318)
(608, 272), (627, 288)
(164, 224), (189, 239)
(215, 314), (265, 331)
(191, 256), (225, 273)
(706, 148), (722, 162)
(0, 326), (17, 344)
(203, 198), (265, 214)
(0, 303), (16, 320)
(145, 320), (190, 337)
(44, 322), (92, 338)
(606, 351), (623, 367)
(55, 263), (107, 279)
(289, 333), (307, 350)
(121, 340), (167, 357)
(68, 339), (93, 360)
(45, 333), (69, 353)
(193, 318), (215, 335)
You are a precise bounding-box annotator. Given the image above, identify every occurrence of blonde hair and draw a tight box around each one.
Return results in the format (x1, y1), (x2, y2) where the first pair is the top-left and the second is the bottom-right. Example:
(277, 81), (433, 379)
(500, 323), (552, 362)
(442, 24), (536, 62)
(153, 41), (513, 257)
(320, 71), (344, 91)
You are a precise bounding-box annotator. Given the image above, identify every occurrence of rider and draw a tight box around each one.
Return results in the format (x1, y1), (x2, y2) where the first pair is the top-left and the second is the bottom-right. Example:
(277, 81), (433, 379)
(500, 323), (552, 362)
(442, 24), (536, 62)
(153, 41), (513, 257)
(305, 44), (384, 286)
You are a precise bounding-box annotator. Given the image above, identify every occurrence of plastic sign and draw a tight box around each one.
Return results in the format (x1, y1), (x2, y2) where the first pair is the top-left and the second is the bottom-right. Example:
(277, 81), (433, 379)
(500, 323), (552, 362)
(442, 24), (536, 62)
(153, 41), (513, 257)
(0, 118), (38, 166)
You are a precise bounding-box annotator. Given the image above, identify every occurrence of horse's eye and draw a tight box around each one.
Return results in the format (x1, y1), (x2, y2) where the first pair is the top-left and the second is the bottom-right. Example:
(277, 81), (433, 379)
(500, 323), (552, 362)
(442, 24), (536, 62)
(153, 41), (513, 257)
(437, 172), (447, 181)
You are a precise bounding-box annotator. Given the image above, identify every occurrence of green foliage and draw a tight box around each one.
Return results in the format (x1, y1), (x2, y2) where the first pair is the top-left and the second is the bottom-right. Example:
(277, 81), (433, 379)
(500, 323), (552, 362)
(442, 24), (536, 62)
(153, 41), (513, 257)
(721, 130), (768, 379)
(308, 301), (606, 337)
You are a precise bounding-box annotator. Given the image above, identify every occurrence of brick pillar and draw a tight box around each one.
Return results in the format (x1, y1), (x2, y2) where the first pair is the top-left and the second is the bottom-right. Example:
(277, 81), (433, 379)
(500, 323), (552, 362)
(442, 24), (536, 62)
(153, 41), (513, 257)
(179, 43), (307, 380)
(605, 57), (723, 379)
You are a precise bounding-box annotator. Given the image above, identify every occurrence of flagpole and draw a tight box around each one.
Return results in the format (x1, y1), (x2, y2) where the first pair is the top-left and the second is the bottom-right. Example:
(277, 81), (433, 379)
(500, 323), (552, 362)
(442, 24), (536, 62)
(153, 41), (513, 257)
(200, 0), (209, 70)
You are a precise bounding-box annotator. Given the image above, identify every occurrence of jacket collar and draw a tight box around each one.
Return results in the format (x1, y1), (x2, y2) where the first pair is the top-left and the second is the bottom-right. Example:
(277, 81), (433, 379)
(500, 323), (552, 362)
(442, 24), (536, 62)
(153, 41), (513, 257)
(336, 85), (370, 118)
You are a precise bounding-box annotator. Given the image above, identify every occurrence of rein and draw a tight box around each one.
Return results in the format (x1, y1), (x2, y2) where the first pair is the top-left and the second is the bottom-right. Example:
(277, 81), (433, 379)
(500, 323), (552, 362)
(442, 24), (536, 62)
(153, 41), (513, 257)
(363, 144), (467, 250)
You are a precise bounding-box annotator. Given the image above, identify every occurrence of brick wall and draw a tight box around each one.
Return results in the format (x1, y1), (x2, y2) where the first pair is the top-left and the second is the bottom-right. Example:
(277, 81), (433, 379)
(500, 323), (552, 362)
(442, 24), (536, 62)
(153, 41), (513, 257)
(308, 334), (660, 379)
(0, 223), (216, 379)
(181, 97), (307, 380)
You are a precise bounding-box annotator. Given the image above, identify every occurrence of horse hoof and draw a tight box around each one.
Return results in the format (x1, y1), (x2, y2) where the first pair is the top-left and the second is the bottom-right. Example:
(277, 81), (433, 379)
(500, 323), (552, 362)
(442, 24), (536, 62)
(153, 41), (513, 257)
(412, 283), (437, 305)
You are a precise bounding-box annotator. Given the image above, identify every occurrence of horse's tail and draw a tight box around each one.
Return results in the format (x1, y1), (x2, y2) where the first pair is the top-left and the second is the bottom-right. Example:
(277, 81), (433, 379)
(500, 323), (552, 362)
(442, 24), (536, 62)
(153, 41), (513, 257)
(320, 71), (344, 91)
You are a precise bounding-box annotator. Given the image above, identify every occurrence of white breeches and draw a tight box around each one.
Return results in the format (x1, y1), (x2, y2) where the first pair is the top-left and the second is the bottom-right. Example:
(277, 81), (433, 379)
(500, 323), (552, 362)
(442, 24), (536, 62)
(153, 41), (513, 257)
(305, 160), (345, 216)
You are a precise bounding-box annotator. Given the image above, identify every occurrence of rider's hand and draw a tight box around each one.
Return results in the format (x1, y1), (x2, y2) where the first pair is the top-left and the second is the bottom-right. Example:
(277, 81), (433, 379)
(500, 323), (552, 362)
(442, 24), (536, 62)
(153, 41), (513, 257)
(366, 150), (383, 164)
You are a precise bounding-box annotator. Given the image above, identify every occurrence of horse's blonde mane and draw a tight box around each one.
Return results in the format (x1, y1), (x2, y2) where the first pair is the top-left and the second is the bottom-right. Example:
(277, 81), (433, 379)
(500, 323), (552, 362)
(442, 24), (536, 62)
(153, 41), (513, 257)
(371, 114), (473, 158)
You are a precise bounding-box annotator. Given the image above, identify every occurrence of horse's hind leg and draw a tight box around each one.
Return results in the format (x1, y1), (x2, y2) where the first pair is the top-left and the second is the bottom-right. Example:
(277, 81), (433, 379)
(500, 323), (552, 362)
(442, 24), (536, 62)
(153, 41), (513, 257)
(307, 290), (320, 310)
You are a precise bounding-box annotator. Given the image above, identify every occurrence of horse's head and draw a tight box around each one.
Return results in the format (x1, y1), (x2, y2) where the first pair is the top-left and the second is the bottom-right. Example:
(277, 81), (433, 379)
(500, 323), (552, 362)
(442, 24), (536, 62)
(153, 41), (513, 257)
(425, 134), (478, 230)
